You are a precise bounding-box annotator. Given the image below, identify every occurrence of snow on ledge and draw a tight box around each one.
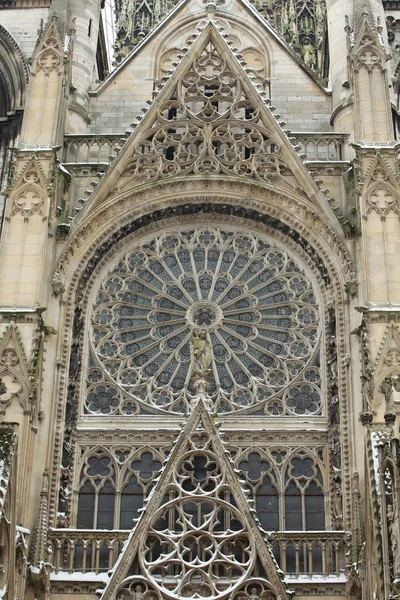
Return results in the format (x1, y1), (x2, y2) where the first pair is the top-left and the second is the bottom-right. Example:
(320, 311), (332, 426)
(50, 571), (109, 582)
(284, 573), (347, 584)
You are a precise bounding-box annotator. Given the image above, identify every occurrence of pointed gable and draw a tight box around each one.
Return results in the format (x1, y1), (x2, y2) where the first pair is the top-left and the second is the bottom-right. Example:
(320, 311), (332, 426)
(0, 325), (30, 417)
(363, 154), (400, 217)
(100, 399), (290, 600)
(78, 21), (338, 229)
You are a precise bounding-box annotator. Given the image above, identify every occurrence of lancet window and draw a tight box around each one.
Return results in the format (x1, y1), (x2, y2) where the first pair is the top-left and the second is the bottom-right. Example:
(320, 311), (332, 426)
(76, 450), (162, 530)
(238, 449), (325, 531)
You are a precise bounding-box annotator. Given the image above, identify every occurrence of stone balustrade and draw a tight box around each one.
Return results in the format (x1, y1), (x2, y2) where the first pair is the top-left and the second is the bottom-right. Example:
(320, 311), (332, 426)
(49, 528), (130, 574)
(63, 132), (350, 166)
(63, 134), (122, 165)
(48, 528), (349, 578)
(268, 530), (350, 578)
(291, 132), (349, 162)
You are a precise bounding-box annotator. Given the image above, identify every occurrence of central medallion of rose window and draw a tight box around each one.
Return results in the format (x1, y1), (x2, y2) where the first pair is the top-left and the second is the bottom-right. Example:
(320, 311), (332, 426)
(88, 227), (323, 416)
(187, 301), (223, 330)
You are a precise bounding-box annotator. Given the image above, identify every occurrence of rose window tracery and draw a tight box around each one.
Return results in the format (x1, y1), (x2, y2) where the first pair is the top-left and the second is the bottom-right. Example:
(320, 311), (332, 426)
(88, 226), (323, 415)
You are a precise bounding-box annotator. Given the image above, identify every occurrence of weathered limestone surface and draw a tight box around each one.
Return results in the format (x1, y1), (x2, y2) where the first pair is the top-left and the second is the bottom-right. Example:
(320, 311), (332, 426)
(0, 0), (399, 598)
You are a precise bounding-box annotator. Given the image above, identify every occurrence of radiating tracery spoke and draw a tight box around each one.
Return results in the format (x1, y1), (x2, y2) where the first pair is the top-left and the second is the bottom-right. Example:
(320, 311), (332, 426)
(88, 227), (323, 415)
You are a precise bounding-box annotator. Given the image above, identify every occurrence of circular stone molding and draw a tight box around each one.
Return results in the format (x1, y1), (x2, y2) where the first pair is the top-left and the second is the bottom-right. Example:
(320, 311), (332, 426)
(87, 225), (324, 416)
(186, 301), (224, 330)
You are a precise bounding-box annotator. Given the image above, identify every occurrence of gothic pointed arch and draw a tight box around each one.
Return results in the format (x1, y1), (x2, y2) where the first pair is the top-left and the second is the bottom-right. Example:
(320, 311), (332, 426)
(31, 16), (63, 76)
(0, 324), (30, 417)
(0, 24), (28, 200)
(49, 191), (354, 588)
(73, 20), (340, 227)
(47, 15), (356, 597)
(0, 24), (28, 118)
(362, 155), (400, 217)
(100, 400), (291, 600)
(7, 157), (48, 221)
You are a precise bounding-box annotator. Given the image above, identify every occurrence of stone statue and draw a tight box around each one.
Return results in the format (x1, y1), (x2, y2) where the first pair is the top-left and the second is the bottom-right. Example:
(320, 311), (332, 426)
(191, 330), (213, 380)
(332, 476), (343, 528)
(381, 377), (395, 413)
(134, 584), (144, 600)
(361, 375), (373, 412)
(0, 378), (7, 396)
(302, 39), (316, 69)
(249, 587), (260, 600)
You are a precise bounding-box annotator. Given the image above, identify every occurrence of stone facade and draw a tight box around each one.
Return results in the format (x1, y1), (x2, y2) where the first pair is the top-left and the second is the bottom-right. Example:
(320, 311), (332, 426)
(0, 0), (399, 598)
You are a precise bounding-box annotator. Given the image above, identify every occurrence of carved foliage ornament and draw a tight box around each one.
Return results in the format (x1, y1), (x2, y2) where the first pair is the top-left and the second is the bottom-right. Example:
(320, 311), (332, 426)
(88, 226), (323, 416)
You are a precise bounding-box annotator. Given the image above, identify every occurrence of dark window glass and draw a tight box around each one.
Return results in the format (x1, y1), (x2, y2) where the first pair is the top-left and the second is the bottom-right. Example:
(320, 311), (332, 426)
(120, 476), (143, 529)
(97, 481), (115, 529)
(256, 474), (279, 530)
(77, 481), (95, 528)
(305, 482), (325, 530)
(99, 542), (110, 570)
(285, 482), (302, 530)
(290, 457), (314, 478)
(285, 543), (305, 574)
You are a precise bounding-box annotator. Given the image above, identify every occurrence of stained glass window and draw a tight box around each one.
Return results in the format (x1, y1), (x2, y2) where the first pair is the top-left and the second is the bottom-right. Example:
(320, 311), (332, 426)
(87, 226), (323, 415)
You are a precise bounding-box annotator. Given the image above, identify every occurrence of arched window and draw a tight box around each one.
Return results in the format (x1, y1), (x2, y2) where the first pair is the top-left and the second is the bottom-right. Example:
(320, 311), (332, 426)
(284, 455), (325, 531)
(76, 450), (162, 530)
(77, 454), (115, 529)
(76, 480), (95, 528)
(120, 475), (143, 529)
(87, 227), (323, 417)
(239, 450), (325, 532)
(257, 474), (279, 531)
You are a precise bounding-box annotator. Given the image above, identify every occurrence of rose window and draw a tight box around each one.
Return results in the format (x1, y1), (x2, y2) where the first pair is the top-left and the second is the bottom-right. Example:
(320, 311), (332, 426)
(87, 226), (323, 415)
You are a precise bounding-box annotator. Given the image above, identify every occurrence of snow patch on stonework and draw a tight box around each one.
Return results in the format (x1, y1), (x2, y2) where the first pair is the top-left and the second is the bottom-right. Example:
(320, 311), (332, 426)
(50, 571), (109, 582)
(370, 430), (389, 494)
(0, 424), (18, 517)
(284, 573), (347, 583)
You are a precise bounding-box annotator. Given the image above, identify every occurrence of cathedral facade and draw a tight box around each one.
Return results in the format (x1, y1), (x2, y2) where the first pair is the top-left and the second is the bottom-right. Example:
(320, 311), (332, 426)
(0, 0), (399, 598)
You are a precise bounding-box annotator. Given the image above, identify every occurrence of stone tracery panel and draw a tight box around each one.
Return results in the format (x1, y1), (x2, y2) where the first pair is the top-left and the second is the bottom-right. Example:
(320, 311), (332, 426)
(76, 447), (163, 530)
(86, 226), (323, 416)
(124, 39), (288, 187)
(237, 446), (325, 530)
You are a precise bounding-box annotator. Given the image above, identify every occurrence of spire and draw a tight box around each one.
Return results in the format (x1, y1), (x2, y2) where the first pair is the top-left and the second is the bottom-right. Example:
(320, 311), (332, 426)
(351, 0), (384, 48)
(32, 468), (50, 566)
(354, 0), (372, 30)
(29, 469), (51, 599)
(48, 0), (68, 39)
